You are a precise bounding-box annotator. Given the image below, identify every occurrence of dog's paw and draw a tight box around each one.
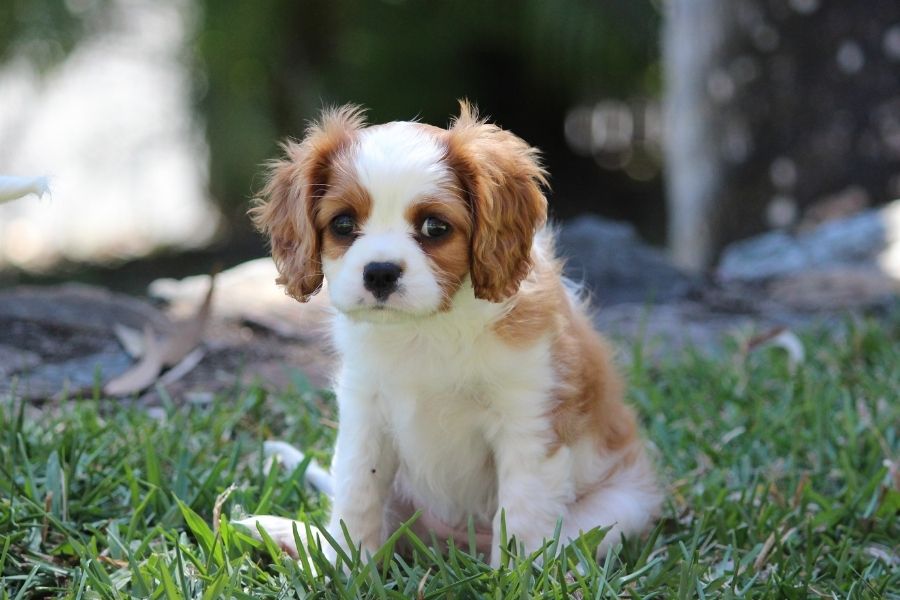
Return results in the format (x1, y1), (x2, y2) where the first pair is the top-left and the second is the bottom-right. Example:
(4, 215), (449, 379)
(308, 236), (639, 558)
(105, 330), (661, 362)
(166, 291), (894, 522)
(232, 514), (323, 559)
(233, 515), (364, 579)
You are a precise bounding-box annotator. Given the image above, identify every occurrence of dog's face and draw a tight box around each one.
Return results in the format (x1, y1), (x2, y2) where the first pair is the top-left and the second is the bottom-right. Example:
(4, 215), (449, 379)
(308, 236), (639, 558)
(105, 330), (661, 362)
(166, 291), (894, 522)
(251, 103), (548, 320)
(316, 122), (473, 319)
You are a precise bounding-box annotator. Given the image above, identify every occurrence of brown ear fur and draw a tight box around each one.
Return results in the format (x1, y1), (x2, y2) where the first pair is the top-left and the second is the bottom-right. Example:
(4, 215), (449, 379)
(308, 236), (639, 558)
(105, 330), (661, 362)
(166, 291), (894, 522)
(249, 105), (366, 301)
(445, 101), (548, 302)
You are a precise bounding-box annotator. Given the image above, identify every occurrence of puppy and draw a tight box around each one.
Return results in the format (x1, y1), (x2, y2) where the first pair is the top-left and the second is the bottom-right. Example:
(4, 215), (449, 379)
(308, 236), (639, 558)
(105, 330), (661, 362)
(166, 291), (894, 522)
(248, 102), (660, 566)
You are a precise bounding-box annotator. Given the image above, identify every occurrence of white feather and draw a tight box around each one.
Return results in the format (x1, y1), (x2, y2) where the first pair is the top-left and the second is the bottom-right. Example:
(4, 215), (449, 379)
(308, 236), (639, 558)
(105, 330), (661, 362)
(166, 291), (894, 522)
(0, 176), (50, 204)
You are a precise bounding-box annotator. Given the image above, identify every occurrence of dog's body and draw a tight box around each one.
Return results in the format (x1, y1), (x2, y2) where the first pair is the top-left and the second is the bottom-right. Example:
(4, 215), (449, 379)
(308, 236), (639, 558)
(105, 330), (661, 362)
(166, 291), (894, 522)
(250, 104), (660, 565)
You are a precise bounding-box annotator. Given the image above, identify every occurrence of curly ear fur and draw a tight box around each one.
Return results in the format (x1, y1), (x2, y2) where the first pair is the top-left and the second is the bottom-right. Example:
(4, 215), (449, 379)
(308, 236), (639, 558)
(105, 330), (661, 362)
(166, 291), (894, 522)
(250, 105), (366, 301)
(445, 101), (549, 302)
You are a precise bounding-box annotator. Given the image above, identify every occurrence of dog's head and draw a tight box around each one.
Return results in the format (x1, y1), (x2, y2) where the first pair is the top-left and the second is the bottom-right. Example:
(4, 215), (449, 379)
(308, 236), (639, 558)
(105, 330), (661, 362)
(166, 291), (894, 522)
(251, 102), (547, 320)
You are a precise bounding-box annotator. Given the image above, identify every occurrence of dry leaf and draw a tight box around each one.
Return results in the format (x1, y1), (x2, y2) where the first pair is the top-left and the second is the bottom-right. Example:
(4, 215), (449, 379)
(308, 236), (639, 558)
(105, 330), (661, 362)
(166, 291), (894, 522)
(104, 326), (164, 396)
(104, 273), (216, 397)
(157, 347), (206, 387)
(417, 568), (432, 600)
(96, 556), (129, 568)
(212, 483), (237, 534)
(753, 526), (797, 572)
(160, 273), (216, 366)
(746, 326), (805, 371)
(113, 323), (146, 359)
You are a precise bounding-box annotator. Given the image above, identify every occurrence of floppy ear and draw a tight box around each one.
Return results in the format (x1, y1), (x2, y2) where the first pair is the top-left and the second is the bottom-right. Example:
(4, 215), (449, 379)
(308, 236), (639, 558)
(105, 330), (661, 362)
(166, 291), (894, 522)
(445, 101), (548, 302)
(250, 105), (366, 302)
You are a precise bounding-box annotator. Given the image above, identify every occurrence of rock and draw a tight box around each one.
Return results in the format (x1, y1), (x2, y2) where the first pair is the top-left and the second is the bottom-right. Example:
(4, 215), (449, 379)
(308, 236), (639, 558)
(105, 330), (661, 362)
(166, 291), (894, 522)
(0, 284), (172, 400)
(0, 280), (335, 402)
(7, 209), (899, 404)
(0, 283), (172, 334)
(716, 200), (900, 311)
(767, 268), (899, 311)
(0, 343), (40, 379)
(557, 216), (697, 305)
(718, 230), (812, 281)
(13, 350), (133, 400)
(796, 185), (870, 232)
(594, 301), (756, 359)
(718, 199), (900, 282)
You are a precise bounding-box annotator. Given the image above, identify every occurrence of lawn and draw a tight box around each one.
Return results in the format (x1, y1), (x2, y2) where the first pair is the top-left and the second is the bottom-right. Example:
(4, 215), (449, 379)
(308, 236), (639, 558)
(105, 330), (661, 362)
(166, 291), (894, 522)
(1, 316), (898, 598)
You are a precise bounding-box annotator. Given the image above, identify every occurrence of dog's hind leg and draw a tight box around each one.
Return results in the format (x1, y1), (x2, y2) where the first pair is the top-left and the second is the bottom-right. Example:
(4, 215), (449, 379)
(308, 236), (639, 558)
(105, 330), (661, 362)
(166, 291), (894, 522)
(557, 451), (661, 559)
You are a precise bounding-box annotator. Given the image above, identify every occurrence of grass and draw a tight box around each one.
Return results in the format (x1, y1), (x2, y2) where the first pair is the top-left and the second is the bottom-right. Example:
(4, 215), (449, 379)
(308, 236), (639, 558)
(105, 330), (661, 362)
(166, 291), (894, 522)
(1, 316), (898, 598)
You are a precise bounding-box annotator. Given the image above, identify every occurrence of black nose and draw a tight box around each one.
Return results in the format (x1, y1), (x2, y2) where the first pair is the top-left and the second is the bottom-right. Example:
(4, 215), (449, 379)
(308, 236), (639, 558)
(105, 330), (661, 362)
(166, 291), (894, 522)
(363, 262), (403, 300)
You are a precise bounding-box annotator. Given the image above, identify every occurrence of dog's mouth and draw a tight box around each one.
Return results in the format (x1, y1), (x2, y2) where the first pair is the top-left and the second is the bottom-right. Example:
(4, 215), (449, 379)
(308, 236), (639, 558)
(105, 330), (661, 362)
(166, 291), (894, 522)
(346, 309), (418, 324)
(340, 299), (436, 323)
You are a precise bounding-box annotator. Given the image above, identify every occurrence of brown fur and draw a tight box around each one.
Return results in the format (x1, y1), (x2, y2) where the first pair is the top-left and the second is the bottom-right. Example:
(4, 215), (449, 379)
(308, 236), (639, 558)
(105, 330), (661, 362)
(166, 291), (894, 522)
(249, 103), (654, 558)
(254, 102), (635, 456)
(404, 195), (473, 309)
(493, 241), (638, 455)
(549, 304), (638, 453)
(316, 169), (373, 261)
(249, 105), (367, 301)
(490, 243), (565, 346)
(444, 101), (549, 302)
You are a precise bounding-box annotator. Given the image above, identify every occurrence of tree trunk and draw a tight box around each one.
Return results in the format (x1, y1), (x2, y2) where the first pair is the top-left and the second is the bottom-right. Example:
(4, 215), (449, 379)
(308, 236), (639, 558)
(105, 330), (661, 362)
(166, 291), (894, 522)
(664, 0), (900, 270)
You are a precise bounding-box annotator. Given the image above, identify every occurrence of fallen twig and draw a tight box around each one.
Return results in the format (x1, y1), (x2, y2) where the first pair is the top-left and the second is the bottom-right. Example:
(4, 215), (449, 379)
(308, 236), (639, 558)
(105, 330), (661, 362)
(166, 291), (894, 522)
(104, 272), (216, 396)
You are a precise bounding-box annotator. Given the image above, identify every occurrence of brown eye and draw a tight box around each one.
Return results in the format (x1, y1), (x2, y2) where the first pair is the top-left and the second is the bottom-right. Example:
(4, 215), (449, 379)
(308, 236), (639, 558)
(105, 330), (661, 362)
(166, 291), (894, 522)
(420, 216), (450, 238)
(330, 214), (355, 237)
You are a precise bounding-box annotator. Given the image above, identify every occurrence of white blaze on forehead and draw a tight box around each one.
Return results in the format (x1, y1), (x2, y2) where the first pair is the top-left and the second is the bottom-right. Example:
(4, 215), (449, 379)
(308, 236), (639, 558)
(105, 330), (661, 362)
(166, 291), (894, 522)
(352, 122), (451, 232)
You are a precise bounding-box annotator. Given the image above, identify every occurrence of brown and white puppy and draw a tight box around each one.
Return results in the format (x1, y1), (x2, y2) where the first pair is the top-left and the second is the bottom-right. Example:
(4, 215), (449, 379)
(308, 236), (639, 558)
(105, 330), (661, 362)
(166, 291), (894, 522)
(248, 102), (660, 565)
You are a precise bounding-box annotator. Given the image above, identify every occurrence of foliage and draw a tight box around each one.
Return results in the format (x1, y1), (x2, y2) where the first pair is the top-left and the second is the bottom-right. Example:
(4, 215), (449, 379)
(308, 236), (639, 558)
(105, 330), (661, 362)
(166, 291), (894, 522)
(0, 0), (110, 70)
(194, 0), (662, 228)
(0, 0), (663, 236)
(1, 317), (898, 597)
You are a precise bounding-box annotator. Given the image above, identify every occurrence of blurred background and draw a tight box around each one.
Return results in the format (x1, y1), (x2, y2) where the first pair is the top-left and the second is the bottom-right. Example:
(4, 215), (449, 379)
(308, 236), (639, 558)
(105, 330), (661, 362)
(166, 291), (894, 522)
(0, 0), (899, 289)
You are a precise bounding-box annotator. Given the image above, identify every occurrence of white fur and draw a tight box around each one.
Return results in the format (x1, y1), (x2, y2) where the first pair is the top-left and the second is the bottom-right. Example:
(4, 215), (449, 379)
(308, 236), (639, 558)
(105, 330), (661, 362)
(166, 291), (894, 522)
(325, 285), (658, 565)
(251, 122), (661, 565)
(324, 123), (455, 319)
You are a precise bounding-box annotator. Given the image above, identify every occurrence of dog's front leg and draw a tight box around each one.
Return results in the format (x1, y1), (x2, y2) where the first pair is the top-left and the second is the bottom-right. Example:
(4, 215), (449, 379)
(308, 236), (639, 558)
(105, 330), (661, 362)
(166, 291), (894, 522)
(488, 400), (576, 567)
(325, 383), (397, 563)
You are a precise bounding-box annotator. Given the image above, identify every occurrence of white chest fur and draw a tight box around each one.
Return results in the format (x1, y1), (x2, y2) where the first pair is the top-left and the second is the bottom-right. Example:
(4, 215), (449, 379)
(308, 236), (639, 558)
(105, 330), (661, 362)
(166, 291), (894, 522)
(330, 293), (556, 528)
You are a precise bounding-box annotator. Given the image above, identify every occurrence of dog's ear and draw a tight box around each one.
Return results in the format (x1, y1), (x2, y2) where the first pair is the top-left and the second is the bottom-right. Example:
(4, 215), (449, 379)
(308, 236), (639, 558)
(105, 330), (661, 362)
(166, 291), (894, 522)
(445, 101), (548, 302)
(250, 105), (366, 302)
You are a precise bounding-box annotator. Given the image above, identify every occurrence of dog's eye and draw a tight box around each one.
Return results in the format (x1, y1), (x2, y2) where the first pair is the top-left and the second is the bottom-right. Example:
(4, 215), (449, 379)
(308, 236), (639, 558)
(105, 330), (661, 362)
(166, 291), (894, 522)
(330, 214), (356, 237)
(420, 216), (450, 239)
